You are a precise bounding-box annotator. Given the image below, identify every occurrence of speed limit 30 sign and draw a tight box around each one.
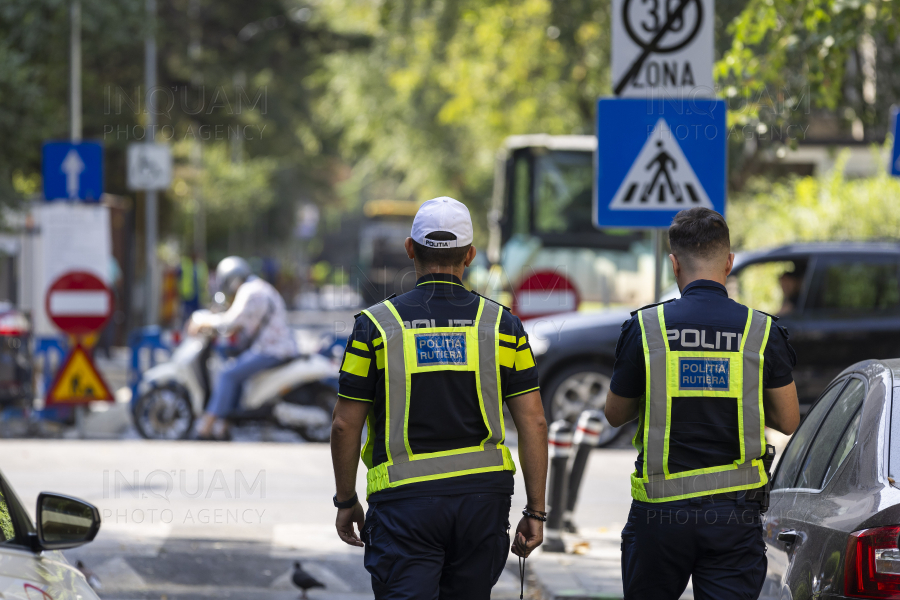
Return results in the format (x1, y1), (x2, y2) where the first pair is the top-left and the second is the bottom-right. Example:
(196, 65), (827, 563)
(612, 0), (713, 97)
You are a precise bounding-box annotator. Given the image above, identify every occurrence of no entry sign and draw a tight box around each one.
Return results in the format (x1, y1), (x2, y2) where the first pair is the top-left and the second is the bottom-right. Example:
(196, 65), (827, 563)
(513, 271), (580, 320)
(45, 271), (113, 335)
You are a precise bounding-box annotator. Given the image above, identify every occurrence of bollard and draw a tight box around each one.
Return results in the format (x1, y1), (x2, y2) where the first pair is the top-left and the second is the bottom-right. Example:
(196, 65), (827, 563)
(564, 410), (606, 533)
(544, 419), (574, 553)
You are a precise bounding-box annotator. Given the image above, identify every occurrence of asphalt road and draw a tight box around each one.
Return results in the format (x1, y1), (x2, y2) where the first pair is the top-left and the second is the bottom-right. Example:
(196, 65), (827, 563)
(2, 439), (636, 600)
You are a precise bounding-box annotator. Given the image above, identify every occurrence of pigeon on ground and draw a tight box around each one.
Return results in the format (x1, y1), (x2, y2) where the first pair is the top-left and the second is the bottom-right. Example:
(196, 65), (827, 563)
(76, 560), (102, 591)
(292, 561), (325, 599)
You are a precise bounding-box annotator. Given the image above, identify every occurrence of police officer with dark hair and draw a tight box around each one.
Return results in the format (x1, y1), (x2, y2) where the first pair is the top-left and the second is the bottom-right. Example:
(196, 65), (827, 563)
(330, 197), (549, 599)
(605, 207), (800, 600)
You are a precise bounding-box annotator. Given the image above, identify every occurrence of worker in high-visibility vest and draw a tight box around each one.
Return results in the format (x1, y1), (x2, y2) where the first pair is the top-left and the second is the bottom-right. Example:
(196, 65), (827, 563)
(605, 207), (800, 600)
(179, 252), (209, 323)
(330, 197), (549, 599)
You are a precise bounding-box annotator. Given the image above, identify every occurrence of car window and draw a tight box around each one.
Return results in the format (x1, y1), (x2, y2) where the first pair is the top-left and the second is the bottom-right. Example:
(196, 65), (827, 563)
(795, 378), (867, 489)
(0, 486), (17, 542)
(533, 151), (594, 234)
(511, 153), (531, 237)
(731, 259), (809, 317)
(773, 380), (845, 490)
(807, 259), (900, 314)
(821, 408), (863, 488)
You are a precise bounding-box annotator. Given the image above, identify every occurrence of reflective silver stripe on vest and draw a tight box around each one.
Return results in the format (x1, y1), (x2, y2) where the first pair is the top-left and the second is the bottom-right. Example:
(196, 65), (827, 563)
(640, 306), (770, 499)
(364, 301), (408, 465)
(641, 308), (669, 479)
(740, 309), (770, 465)
(643, 462), (762, 498)
(477, 299), (503, 449)
(365, 297), (505, 485)
(388, 449), (507, 481)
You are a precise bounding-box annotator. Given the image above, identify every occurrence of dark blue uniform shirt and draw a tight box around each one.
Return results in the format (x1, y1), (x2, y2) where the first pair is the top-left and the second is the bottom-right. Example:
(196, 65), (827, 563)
(339, 273), (541, 502)
(611, 279), (797, 478)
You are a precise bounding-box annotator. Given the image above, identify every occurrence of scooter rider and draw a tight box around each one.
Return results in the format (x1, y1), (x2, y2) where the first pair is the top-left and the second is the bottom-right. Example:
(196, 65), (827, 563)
(188, 256), (297, 440)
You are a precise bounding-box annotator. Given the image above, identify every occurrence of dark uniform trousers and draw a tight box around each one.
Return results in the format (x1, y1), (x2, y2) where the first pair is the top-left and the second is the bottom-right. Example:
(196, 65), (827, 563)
(363, 493), (512, 600)
(621, 497), (767, 600)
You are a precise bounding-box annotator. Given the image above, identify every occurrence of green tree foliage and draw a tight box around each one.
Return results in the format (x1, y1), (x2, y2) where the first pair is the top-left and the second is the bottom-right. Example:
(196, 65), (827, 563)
(169, 140), (278, 258)
(719, 0), (900, 137)
(0, 0), (146, 205)
(0, 0), (370, 254)
(316, 0), (612, 228)
(729, 150), (900, 251)
(4, 0), (899, 258)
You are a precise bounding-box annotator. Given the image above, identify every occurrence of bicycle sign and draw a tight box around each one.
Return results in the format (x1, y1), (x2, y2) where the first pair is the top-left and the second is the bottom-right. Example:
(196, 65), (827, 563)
(127, 143), (173, 191)
(612, 0), (713, 97)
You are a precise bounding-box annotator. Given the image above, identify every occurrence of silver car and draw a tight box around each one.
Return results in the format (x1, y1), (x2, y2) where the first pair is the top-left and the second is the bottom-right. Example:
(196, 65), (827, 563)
(761, 359), (900, 599)
(0, 471), (101, 600)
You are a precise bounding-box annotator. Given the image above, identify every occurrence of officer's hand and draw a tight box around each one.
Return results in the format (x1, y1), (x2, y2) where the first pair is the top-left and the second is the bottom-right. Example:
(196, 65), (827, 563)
(186, 318), (210, 336)
(511, 516), (543, 558)
(335, 501), (366, 547)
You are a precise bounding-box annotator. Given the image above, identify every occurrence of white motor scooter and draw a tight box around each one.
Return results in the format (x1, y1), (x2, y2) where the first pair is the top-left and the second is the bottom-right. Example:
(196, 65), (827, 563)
(131, 327), (340, 442)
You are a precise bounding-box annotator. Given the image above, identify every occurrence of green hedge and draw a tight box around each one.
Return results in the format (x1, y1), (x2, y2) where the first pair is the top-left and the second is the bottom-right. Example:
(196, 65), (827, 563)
(729, 149), (900, 251)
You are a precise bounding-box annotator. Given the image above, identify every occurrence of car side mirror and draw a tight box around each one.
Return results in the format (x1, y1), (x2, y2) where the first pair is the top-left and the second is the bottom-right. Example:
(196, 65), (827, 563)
(36, 493), (100, 550)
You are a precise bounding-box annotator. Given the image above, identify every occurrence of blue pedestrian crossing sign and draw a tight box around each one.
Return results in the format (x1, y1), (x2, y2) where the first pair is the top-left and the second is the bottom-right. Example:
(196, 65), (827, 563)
(42, 141), (104, 202)
(594, 98), (726, 229)
(890, 106), (900, 177)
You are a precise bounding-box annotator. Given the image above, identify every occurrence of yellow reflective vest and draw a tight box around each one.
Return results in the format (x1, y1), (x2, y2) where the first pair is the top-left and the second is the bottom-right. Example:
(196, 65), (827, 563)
(360, 297), (516, 498)
(631, 304), (771, 502)
(180, 257), (208, 303)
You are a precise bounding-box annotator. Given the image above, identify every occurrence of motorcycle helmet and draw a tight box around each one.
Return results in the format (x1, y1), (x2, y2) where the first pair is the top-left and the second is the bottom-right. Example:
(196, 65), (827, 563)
(216, 256), (252, 296)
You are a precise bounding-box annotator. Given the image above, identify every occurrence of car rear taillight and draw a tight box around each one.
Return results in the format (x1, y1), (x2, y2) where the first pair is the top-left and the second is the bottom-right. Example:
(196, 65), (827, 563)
(845, 526), (900, 598)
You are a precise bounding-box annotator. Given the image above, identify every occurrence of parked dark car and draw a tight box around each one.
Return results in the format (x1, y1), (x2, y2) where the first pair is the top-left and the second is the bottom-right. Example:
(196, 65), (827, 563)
(760, 358), (900, 599)
(525, 242), (900, 440)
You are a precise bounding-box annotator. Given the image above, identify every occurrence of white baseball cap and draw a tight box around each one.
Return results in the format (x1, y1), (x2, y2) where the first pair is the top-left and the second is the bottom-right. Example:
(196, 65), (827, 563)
(410, 196), (473, 248)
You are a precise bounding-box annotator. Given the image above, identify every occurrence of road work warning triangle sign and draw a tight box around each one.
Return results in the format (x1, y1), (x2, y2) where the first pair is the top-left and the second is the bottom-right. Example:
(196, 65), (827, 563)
(46, 344), (113, 405)
(609, 118), (713, 210)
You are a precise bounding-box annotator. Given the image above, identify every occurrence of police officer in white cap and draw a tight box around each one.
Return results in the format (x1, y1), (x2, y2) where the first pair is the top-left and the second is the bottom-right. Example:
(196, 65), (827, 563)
(330, 197), (549, 599)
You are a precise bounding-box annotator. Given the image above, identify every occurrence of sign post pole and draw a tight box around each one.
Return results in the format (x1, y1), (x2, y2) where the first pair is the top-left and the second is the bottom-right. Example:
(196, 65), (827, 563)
(75, 404), (86, 439)
(69, 0), (84, 433)
(890, 106), (900, 178)
(70, 0), (81, 143)
(145, 0), (159, 327)
(653, 229), (664, 303)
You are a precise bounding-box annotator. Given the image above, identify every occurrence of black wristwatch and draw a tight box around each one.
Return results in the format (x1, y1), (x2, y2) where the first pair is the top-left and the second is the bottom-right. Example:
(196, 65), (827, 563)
(333, 493), (358, 509)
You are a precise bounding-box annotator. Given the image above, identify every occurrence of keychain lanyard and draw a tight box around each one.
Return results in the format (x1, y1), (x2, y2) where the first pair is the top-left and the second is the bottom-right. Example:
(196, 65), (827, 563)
(519, 555), (525, 599)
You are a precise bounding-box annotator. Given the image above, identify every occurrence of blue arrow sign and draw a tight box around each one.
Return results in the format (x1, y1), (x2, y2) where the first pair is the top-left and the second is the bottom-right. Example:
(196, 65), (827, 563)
(594, 98), (726, 228)
(42, 141), (104, 202)
(891, 106), (900, 177)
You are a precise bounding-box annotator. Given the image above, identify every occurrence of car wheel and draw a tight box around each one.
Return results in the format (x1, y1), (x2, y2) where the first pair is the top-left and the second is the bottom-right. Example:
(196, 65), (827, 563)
(542, 363), (621, 446)
(133, 384), (194, 440)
